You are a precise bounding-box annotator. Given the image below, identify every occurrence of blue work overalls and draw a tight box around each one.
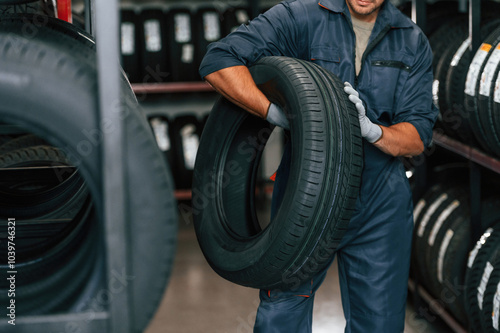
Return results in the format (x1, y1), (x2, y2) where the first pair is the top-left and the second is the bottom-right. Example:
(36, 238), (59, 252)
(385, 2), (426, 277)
(200, 0), (438, 331)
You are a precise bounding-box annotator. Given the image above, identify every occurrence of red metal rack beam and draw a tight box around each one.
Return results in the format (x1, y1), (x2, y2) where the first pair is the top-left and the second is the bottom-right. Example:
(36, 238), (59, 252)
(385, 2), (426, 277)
(57, 0), (72, 23)
(131, 82), (214, 94)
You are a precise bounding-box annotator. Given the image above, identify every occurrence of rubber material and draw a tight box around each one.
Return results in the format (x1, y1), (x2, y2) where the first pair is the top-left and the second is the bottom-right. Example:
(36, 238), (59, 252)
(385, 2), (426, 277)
(170, 114), (201, 189)
(465, 25), (500, 154)
(0, 145), (85, 219)
(465, 225), (500, 332)
(222, 7), (249, 36)
(428, 17), (468, 131)
(193, 56), (362, 290)
(412, 184), (460, 291)
(194, 6), (222, 79)
(443, 20), (500, 147)
(120, 9), (141, 83)
(148, 114), (176, 181)
(166, 7), (198, 81)
(0, 0), (36, 4)
(0, 16), (177, 331)
(138, 9), (170, 83)
(477, 28), (500, 157)
(479, 241), (500, 332)
(0, 134), (47, 154)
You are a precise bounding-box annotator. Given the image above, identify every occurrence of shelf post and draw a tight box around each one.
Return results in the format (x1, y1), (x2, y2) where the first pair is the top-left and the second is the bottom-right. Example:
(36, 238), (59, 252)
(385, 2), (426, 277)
(469, 0), (481, 52)
(95, 0), (133, 332)
(249, 0), (260, 19)
(469, 161), (482, 247)
(84, 0), (95, 35)
(411, 0), (426, 34)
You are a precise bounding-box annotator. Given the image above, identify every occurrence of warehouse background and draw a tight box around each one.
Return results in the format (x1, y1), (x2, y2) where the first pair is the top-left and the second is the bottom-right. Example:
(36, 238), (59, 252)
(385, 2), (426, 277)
(1, 0), (500, 332)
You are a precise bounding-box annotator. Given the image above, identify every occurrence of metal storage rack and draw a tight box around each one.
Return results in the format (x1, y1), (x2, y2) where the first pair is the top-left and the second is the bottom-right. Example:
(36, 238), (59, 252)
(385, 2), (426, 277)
(0, 1), (268, 330)
(0, 0), (132, 331)
(408, 1), (500, 332)
(130, 0), (271, 201)
(0, 0), (494, 331)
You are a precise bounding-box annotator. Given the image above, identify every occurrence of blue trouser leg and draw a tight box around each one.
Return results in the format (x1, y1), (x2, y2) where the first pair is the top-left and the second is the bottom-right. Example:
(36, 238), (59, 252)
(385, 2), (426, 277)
(254, 212), (413, 332)
(253, 213), (412, 332)
(337, 212), (413, 332)
(254, 269), (330, 333)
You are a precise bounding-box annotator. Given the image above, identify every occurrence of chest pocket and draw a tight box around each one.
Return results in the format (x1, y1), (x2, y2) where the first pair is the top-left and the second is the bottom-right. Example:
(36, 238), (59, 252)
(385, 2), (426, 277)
(367, 51), (412, 112)
(310, 46), (340, 76)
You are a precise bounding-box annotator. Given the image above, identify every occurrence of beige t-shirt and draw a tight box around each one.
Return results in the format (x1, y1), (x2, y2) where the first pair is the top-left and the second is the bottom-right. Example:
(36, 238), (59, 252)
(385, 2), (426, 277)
(351, 16), (375, 75)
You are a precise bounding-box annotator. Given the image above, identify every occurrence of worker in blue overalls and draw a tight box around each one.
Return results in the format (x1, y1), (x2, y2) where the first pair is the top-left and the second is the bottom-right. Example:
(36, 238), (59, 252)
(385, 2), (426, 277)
(199, 0), (438, 331)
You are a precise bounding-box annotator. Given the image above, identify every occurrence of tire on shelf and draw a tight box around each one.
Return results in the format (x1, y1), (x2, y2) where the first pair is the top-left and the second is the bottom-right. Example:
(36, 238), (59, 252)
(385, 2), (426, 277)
(0, 0), (37, 4)
(443, 20), (500, 148)
(165, 7), (198, 82)
(428, 17), (468, 131)
(148, 114), (177, 183)
(492, 54), (500, 148)
(138, 8), (170, 84)
(120, 9), (141, 83)
(193, 56), (362, 290)
(0, 196), (95, 315)
(170, 114), (202, 190)
(479, 241), (500, 333)
(477, 29), (500, 157)
(429, 17), (468, 75)
(412, 184), (462, 292)
(424, 1), (462, 37)
(464, 25), (500, 154)
(427, 196), (500, 324)
(465, 225), (500, 333)
(194, 6), (222, 79)
(0, 16), (177, 331)
(434, 37), (467, 140)
(423, 187), (468, 298)
(222, 7), (249, 37)
(0, 145), (86, 219)
(0, 134), (47, 154)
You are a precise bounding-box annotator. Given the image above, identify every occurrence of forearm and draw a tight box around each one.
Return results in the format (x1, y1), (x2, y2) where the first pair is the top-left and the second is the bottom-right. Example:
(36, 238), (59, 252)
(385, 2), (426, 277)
(204, 66), (271, 118)
(372, 122), (424, 157)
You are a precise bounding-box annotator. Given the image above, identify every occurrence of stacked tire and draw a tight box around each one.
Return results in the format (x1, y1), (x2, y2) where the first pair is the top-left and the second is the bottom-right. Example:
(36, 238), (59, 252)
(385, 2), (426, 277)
(147, 113), (204, 190)
(412, 181), (500, 329)
(465, 226), (500, 332)
(0, 14), (178, 331)
(425, 1), (500, 157)
(120, 4), (248, 83)
(467, 26), (500, 157)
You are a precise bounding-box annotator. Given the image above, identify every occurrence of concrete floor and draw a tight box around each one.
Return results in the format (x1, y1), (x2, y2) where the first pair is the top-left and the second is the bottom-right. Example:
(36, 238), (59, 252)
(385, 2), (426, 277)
(144, 213), (455, 333)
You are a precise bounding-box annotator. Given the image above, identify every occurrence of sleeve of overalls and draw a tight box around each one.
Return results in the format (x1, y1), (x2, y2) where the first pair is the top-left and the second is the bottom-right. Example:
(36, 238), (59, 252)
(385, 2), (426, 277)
(199, 1), (305, 79)
(392, 32), (438, 148)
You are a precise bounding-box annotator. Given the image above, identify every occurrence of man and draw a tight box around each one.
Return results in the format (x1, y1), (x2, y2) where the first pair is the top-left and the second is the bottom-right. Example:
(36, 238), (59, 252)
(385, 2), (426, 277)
(199, 0), (438, 332)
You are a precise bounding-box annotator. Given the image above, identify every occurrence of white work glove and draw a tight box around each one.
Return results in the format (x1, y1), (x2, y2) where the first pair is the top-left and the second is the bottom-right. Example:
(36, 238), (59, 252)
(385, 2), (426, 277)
(343, 82), (382, 143)
(266, 103), (290, 130)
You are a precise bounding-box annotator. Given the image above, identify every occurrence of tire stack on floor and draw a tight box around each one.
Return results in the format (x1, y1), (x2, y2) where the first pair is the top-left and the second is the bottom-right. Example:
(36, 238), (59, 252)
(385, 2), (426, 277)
(411, 179), (500, 331)
(0, 14), (178, 331)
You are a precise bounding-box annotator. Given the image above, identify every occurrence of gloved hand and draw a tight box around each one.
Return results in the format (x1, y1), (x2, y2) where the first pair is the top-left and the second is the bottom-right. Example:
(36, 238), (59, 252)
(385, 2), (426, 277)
(343, 82), (382, 143)
(266, 103), (290, 130)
